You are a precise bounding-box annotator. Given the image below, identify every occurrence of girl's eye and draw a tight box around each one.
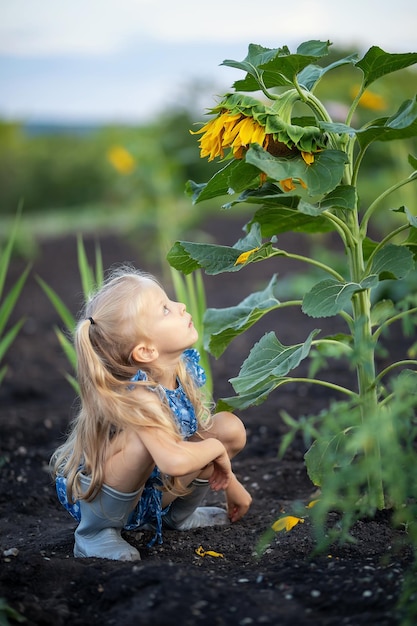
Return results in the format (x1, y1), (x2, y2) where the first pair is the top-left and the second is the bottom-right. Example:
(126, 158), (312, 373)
(163, 305), (170, 315)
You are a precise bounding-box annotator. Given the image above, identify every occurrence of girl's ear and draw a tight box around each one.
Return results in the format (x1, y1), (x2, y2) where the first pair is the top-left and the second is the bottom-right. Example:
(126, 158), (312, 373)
(131, 343), (159, 364)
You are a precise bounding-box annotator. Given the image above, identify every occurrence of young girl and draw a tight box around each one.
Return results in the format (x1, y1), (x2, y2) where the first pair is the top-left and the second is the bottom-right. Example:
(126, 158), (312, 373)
(51, 265), (252, 561)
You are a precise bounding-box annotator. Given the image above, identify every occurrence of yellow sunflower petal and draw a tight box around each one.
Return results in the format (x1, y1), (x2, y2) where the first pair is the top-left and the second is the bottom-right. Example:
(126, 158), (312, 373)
(280, 177), (296, 192)
(301, 151), (315, 165)
(195, 545), (224, 558)
(234, 247), (259, 266)
(272, 515), (305, 532)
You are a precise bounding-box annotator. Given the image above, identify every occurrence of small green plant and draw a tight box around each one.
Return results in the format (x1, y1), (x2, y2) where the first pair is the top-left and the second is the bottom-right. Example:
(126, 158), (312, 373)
(167, 41), (417, 548)
(37, 235), (103, 391)
(0, 206), (30, 385)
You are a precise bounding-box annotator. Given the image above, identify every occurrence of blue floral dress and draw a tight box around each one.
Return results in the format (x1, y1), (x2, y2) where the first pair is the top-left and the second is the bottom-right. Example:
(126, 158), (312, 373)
(55, 349), (206, 546)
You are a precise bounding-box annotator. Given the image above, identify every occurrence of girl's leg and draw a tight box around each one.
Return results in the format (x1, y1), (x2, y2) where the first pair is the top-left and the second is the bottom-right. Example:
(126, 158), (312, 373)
(103, 429), (156, 497)
(195, 411), (247, 459)
(160, 413), (246, 530)
(73, 430), (155, 561)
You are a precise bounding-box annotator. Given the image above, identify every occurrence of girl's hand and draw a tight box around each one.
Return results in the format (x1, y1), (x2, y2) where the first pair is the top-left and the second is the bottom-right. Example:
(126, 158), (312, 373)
(226, 474), (252, 522)
(208, 451), (232, 491)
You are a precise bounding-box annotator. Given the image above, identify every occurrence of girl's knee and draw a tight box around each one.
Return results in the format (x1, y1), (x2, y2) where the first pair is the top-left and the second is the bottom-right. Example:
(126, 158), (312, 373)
(211, 411), (247, 456)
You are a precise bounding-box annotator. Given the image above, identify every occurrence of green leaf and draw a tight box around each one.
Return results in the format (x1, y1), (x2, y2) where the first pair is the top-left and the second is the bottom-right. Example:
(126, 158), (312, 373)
(258, 40), (331, 86)
(245, 144), (348, 196)
(357, 97), (417, 148)
(76, 236), (103, 298)
(370, 300), (396, 327)
(222, 329), (320, 409)
(56, 327), (77, 370)
(392, 206), (417, 228)
(222, 43), (287, 79)
(224, 185), (300, 210)
(370, 243), (414, 280)
(0, 265), (30, 336)
(302, 278), (378, 318)
(296, 40), (331, 58)
(36, 276), (76, 330)
(204, 275), (282, 357)
(0, 201), (23, 298)
(248, 205), (334, 237)
(305, 428), (357, 486)
(319, 121), (357, 137)
(320, 185), (357, 211)
(404, 226), (417, 260)
(167, 241), (242, 275)
(0, 318), (25, 361)
(189, 159), (261, 204)
(355, 47), (417, 89)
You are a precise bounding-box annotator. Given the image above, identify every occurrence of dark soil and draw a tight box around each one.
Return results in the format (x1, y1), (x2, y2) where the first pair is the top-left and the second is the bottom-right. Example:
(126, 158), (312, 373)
(0, 216), (414, 625)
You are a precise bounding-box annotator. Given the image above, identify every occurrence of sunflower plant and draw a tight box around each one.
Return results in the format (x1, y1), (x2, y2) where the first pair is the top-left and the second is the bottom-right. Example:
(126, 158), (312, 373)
(167, 41), (417, 547)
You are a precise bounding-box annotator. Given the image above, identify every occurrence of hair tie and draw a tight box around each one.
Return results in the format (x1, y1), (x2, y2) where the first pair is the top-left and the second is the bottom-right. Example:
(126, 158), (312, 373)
(88, 316), (95, 325)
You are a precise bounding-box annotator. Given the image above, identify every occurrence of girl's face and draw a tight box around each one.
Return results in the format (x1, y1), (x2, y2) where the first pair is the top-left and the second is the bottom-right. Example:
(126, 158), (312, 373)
(139, 282), (199, 359)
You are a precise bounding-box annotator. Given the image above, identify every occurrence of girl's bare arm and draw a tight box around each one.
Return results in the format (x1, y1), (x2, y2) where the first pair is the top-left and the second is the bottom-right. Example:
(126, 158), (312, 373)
(138, 426), (232, 490)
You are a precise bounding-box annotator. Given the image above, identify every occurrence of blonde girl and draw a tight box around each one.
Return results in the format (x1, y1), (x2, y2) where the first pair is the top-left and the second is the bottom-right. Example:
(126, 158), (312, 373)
(51, 265), (252, 561)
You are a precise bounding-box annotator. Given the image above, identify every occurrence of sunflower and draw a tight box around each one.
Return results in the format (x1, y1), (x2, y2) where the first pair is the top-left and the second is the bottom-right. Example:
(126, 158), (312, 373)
(192, 93), (326, 166)
(192, 111), (270, 161)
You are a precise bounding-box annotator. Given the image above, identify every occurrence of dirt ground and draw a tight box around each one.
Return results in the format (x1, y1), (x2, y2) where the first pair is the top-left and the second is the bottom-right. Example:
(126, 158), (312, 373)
(0, 216), (414, 625)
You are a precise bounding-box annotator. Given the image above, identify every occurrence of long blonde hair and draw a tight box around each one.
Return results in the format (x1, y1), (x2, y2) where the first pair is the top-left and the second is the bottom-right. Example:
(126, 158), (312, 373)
(50, 265), (211, 501)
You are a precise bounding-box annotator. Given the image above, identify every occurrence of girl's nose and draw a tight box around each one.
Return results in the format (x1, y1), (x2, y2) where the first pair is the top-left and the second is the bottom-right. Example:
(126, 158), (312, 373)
(179, 302), (186, 314)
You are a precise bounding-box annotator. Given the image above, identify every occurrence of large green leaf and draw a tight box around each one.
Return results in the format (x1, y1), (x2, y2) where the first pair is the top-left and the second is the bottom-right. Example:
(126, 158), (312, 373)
(356, 97), (417, 149)
(370, 243), (414, 280)
(355, 47), (417, 89)
(220, 329), (319, 409)
(204, 275), (282, 357)
(168, 222), (268, 275)
(245, 144), (348, 196)
(302, 276), (379, 318)
(248, 205), (334, 237)
(295, 187), (356, 217)
(167, 241), (241, 275)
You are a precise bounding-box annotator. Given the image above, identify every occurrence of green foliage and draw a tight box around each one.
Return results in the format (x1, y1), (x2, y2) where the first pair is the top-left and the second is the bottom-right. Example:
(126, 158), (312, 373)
(0, 206), (30, 384)
(36, 236), (103, 392)
(167, 40), (417, 563)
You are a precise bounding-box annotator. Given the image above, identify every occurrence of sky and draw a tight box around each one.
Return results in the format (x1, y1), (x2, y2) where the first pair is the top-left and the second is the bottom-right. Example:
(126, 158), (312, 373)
(1, 0), (416, 125)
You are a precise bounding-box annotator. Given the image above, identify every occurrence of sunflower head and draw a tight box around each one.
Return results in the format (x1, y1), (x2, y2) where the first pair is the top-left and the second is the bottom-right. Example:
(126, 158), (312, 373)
(192, 93), (325, 167)
(191, 109), (269, 161)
